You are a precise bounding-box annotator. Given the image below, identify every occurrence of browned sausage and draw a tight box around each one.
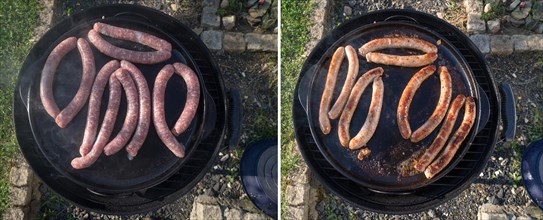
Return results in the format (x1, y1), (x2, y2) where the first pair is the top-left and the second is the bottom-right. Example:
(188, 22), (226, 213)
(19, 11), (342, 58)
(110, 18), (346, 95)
(79, 60), (120, 156)
(103, 69), (139, 156)
(338, 67), (384, 147)
(88, 29), (171, 64)
(72, 74), (121, 169)
(424, 96), (476, 179)
(319, 47), (345, 135)
(55, 38), (96, 128)
(411, 66), (452, 143)
(365, 52), (438, 67)
(328, 45), (359, 119)
(357, 148), (371, 160)
(41, 37), (77, 119)
(349, 77), (384, 150)
(414, 94), (466, 172)
(397, 65), (436, 140)
(121, 61), (151, 158)
(359, 38), (438, 67)
(358, 38), (438, 56)
(171, 63), (201, 136)
(93, 22), (172, 51)
(153, 64), (185, 158)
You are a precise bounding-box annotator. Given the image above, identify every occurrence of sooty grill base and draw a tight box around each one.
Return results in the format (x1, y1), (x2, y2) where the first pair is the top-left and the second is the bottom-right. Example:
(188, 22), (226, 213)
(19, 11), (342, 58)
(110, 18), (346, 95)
(293, 9), (500, 214)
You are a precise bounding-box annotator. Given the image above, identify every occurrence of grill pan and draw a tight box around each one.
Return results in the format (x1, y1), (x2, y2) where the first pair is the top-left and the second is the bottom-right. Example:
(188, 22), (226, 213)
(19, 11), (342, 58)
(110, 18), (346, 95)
(298, 21), (483, 191)
(14, 5), (229, 214)
(20, 17), (210, 194)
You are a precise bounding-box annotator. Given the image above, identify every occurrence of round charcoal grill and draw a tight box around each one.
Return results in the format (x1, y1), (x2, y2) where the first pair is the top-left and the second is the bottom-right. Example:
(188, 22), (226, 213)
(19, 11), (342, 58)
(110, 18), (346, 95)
(13, 5), (241, 214)
(293, 9), (516, 213)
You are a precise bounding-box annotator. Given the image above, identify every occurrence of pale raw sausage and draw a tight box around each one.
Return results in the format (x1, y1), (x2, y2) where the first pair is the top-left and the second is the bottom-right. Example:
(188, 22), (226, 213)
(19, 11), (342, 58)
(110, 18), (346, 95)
(103, 69), (139, 156)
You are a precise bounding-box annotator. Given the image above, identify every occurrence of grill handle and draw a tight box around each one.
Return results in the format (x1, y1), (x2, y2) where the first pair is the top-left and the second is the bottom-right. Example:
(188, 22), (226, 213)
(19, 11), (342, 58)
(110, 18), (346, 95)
(384, 15), (419, 24)
(500, 82), (516, 142)
(225, 89), (243, 151)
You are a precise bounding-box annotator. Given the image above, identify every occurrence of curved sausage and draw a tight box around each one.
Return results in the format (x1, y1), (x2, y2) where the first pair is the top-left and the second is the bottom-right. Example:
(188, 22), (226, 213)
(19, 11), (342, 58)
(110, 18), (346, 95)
(359, 38), (438, 67)
(349, 77), (384, 150)
(319, 47), (345, 135)
(103, 69), (139, 156)
(41, 37), (77, 119)
(172, 63), (201, 136)
(55, 38), (96, 128)
(411, 66), (452, 143)
(121, 61), (151, 158)
(94, 22), (172, 51)
(397, 65), (436, 140)
(338, 67), (384, 147)
(72, 74), (121, 169)
(424, 96), (476, 179)
(365, 52), (438, 67)
(328, 45), (359, 119)
(79, 60), (120, 156)
(358, 37), (438, 56)
(153, 64), (185, 158)
(88, 29), (171, 64)
(414, 94), (466, 172)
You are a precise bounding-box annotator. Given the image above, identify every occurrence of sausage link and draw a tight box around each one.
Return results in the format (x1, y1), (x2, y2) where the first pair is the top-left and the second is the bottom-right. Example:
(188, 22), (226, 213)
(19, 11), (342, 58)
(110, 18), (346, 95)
(153, 64), (186, 158)
(414, 94), (466, 172)
(397, 65), (436, 139)
(328, 45), (359, 119)
(319, 47), (345, 135)
(411, 66), (452, 143)
(88, 29), (171, 64)
(172, 63), (201, 136)
(72, 74), (122, 169)
(424, 96), (476, 179)
(358, 37), (438, 56)
(41, 37), (77, 119)
(55, 38), (96, 128)
(349, 77), (384, 150)
(79, 60), (120, 156)
(103, 69), (139, 156)
(338, 67), (384, 147)
(94, 22), (172, 51)
(365, 52), (438, 67)
(121, 61), (151, 158)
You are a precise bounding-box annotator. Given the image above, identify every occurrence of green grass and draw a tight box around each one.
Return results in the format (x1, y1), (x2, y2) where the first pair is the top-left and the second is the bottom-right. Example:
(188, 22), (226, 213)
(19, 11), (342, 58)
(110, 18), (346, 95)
(0, 0), (40, 217)
(280, 0), (313, 216)
(216, 0), (243, 16)
(480, 1), (506, 21)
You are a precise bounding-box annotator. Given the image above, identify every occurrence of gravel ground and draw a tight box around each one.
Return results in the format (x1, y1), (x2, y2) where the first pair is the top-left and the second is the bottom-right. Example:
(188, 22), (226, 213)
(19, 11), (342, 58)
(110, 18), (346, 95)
(313, 1), (543, 219)
(37, 1), (277, 219)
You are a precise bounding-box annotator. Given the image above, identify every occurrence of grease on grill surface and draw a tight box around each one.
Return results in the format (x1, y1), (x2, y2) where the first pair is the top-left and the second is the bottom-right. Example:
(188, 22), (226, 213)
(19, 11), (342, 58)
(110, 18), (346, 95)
(397, 149), (425, 177)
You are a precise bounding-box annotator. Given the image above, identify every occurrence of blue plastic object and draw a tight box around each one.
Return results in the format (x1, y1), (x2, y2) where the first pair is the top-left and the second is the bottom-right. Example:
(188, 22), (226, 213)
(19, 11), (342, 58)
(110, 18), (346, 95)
(521, 138), (543, 210)
(240, 139), (277, 218)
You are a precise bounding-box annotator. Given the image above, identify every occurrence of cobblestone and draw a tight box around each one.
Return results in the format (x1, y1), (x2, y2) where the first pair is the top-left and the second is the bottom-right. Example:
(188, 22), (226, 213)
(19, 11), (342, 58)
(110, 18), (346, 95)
(201, 30), (223, 50)
(490, 35), (514, 55)
(469, 34), (490, 54)
(223, 32), (246, 52)
(245, 33), (277, 52)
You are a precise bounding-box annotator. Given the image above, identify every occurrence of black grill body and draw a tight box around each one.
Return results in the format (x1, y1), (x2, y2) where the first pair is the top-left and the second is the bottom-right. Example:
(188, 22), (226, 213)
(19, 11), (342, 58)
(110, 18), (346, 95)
(293, 9), (500, 214)
(14, 5), (226, 214)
